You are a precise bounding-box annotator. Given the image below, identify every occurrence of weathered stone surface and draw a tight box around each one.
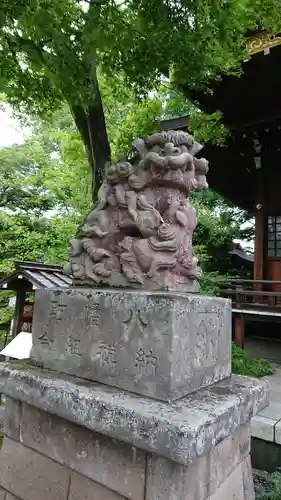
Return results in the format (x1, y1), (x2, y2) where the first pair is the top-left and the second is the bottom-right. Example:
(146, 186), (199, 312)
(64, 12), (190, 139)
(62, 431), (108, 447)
(64, 130), (209, 293)
(0, 437), (70, 500)
(0, 364), (269, 466)
(6, 495), (21, 500)
(206, 464), (244, 500)
(4, 397), (21, 441)
(241, 455), (255, 500)
(31, 288), (231, 401)
(21, 403), (145, 500)
(69, 472), (126, 500)
(0, 406), (5, 431)
(0, 488), (7, 500)
(208, 423), (250, 493)
(238, 424), (251, 458)
(251, 415), (275, 442)
(146, 454), (211, 500)
(274, 419), (281, 444)
(145, 424), (250, 500)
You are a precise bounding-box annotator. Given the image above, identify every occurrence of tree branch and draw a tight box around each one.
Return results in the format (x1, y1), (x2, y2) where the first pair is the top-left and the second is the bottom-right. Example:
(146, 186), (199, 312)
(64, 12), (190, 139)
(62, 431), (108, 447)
(76, 0), (107, 4)
(4, 32), (47, 66)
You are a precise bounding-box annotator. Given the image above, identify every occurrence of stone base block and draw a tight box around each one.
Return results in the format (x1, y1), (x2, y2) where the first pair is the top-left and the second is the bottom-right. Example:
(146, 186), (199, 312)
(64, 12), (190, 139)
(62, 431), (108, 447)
(31, 288), (231, 401)
(0, 438), (126, 500)
(0, 439), (255, 500)
(19, 402), (145, 500)
(0, 388), (260, 500)
(0, 364), (269, 465)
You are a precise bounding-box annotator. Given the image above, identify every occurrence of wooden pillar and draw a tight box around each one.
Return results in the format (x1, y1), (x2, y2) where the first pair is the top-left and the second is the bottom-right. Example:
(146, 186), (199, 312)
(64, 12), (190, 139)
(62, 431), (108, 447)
(253, 144), (265, 285)
(254, 209), (265, 282)
(12, 289), (26, 338)
(234, 314), (245, 348)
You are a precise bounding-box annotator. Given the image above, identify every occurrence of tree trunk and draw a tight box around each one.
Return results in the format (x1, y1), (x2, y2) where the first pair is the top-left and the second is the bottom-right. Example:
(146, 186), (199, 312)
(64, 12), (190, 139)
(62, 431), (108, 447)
(70, 74), (111, 202)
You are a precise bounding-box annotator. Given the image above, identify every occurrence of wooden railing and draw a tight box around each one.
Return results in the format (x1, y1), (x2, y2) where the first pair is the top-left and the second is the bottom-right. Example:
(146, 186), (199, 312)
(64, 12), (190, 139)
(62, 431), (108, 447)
(219, 279), (281, 311)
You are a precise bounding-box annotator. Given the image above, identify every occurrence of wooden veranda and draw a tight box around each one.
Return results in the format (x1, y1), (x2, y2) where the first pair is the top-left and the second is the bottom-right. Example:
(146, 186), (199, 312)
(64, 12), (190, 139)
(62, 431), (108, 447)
(219, 280), (281, 348)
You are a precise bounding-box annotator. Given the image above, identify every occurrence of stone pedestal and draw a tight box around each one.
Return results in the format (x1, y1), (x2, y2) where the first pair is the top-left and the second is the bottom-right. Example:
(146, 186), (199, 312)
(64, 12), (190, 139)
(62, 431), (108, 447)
(0, 288), (269, 500)
(0, 365), (268, 500)
(31, 289), (231, 401)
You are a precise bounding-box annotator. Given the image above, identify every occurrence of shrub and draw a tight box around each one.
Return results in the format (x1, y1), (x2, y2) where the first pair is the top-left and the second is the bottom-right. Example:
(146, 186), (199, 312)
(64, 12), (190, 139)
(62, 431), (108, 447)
(232, 343), (273, 378)
(255, 472), (281, 500)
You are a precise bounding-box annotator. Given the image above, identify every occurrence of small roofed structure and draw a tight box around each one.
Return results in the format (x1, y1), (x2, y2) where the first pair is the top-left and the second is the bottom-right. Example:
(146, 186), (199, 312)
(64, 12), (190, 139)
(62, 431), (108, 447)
(0, 261), (72, 339)
(230, 244), (254, 264)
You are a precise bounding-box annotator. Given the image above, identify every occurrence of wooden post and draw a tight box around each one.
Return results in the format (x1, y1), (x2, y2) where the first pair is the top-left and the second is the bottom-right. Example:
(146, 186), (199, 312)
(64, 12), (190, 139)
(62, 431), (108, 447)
(253, 150), (265, 300)
(12, 289), (26, 338)
(254, 210), (265, 282)
(234, 314), (245, 348)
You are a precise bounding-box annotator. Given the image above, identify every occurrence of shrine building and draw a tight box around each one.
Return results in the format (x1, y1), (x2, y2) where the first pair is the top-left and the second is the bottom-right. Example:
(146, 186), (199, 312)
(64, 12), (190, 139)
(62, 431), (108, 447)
(162, 32), (281, 348)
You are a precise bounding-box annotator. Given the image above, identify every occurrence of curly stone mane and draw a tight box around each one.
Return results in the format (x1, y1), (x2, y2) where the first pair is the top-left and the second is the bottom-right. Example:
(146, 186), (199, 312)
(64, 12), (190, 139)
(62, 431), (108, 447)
(145, 130), (194, 148)
(64, 129), (209, 293)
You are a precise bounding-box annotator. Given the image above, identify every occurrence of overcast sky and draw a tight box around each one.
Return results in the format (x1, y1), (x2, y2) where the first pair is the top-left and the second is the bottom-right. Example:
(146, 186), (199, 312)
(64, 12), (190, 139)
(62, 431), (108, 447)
(0, 104), (30, 148)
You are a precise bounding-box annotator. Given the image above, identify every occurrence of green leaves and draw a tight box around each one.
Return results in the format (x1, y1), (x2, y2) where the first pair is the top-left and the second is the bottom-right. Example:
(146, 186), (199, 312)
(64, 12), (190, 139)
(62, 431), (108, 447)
(2, 0), (281, 119)
(0, 291), (14, 349)
(0, 83), (255, 340)
(255, 472), (281, 500)
(1, 0), (281, 191)
(191, 188), (254, 294)
(188, 109), (229, 146)
(232, 343), (273, 378)
(0, 140), (55, 213)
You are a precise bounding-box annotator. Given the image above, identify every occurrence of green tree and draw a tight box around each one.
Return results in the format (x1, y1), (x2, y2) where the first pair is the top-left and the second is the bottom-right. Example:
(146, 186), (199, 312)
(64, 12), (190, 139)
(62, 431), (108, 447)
(0, 100), (254, 283)
(0, 87), (170, 276)
(0, 291), (14, 349)
(193, 191), (254, 294)
(0, 95), (254, 343)
(0, 140), (55, 214)
(1, 0), (281, 196)
(0, 83), (254, 275)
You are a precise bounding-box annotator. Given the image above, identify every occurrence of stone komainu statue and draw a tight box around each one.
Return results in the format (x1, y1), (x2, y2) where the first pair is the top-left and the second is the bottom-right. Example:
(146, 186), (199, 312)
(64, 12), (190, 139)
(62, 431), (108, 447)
(64, 130), (209, 292)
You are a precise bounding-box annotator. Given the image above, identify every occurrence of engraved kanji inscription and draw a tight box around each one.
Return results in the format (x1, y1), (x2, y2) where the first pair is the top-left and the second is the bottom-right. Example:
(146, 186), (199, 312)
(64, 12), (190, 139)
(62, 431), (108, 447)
(83, 304), (101, 326)
(89, 304), (101, 326)
(50, 299), (67, 321)
(135, 348), (158, 376)
(38, 332), (53, 347)
(123, 309), (149, 329)
(97, 341), (117, 367)
(66, 336), (81, 356)
(195, 311), (220, 367)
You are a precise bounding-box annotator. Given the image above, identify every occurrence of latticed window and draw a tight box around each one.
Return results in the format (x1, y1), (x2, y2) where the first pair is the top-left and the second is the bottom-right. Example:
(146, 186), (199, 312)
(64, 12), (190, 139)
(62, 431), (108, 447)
(267, 216), (281, 257)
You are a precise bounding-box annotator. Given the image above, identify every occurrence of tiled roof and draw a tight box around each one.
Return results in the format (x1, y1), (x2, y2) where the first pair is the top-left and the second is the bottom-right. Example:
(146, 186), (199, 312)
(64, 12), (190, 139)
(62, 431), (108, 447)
(0, 260), (72, 290)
